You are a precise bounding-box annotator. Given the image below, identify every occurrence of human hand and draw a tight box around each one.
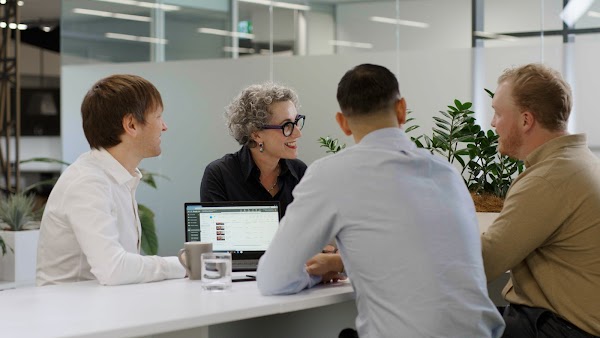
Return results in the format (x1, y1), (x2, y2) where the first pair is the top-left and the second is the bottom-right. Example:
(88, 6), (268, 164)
(306, 253), (345, 280)
(321, 244), (337, 254)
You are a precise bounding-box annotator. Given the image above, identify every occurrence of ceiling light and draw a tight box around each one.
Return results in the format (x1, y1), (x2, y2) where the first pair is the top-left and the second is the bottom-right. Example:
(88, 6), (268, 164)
(329, 40), (373, 49)
(105, 32), (168, 44)
(588, 10), (600, 18)
(73, 8), (151, 22)
(0, 0), (6, 4)
(474, 31), (518, 42)
(239, 0), (310, 11)
(1, 22), (26, 30)
(561, 0), (595, 27)
(42, 26), (52, 32)
(91, 0), (180, 11)
(198, 27), (255, 39)
(17, 1), (24, 6)
(370, 16), (429, 28)
(223, 46), (256, 53)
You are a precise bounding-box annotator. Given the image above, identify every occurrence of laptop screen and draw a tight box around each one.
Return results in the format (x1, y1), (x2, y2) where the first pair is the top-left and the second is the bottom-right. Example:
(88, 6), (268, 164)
(184, 201), (280, 257)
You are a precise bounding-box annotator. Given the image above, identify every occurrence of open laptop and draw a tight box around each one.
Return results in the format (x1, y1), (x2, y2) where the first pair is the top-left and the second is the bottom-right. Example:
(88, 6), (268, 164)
(184, 201), (280, 272)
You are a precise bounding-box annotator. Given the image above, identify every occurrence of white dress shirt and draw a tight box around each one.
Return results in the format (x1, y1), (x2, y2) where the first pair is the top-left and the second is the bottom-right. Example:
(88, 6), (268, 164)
(36, 148), (185, 286)
(257, 128), (505, 338)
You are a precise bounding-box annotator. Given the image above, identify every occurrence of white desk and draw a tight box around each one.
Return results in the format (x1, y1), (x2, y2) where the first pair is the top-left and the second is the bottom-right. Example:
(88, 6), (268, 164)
(0, 278), (357, 338)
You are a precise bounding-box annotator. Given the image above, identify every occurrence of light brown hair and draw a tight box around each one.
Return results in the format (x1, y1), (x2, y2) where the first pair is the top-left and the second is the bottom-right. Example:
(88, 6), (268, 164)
(498, 63), (571, 131)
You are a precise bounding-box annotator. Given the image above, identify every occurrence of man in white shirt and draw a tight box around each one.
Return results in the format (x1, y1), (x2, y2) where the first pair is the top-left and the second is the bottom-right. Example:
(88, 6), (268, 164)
(36, 74), (186, 286)
(256, 64), (505, 337)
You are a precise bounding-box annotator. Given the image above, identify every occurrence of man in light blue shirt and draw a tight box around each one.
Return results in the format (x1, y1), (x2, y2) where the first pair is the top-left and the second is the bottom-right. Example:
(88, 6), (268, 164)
(257, 64), (505, 337)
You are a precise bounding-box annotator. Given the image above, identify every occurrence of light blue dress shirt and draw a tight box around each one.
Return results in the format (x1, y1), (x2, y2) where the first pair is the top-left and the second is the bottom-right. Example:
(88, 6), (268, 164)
(257, 128), (505, 338)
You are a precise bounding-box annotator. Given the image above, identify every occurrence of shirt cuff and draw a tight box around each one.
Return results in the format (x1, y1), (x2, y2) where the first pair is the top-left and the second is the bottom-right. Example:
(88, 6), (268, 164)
(164, 256), (187, 279)
(308, 274), (322, 288)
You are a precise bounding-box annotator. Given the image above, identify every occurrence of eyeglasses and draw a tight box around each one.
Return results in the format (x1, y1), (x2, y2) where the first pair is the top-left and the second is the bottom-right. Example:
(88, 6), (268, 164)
(262, 115), (305, 137)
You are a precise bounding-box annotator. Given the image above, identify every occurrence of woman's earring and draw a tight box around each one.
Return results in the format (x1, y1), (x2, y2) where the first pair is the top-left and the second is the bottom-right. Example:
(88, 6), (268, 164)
(259, 143), (264, 153)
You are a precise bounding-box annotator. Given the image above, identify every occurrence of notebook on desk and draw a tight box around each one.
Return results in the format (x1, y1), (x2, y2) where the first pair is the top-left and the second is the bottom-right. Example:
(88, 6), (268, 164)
(184, 201), (280, 271)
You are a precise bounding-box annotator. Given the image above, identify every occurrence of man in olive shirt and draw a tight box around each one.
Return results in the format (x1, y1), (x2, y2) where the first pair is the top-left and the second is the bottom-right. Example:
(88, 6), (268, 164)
(482, 63), (600, 337)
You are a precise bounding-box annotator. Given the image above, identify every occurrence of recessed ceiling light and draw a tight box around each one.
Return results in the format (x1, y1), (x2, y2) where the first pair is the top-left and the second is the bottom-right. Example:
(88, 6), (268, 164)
(561, 0), (594, 26)
(91, 0), (180, 11)
(105, 32), (168, 44)
(329, 40), (373, 49)
(73, 8), (151, 22)
(239, 0), (310, 11)
(198, 27), (254, 39)
(587, 10), (600, 18)
(370, 16), (429, 28)
(223, 46), (256, 53)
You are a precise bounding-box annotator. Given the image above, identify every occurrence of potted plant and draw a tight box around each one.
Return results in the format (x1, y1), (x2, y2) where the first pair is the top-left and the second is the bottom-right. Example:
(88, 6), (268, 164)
(407, 97), (523, 212)
(0, 193), (41, 285)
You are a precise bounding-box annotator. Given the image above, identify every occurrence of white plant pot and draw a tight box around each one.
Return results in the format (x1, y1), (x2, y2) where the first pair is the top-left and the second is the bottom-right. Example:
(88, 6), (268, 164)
(476, 212), (499, 234)
(0, 229), (40, 285)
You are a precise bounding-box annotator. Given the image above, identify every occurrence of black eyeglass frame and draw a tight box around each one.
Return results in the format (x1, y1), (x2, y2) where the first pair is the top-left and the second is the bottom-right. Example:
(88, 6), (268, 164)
(262, 114), (305, 137)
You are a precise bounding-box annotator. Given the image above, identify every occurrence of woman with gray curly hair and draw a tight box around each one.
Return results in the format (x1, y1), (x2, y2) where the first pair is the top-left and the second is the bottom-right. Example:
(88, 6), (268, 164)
(200, 82), (307, 218)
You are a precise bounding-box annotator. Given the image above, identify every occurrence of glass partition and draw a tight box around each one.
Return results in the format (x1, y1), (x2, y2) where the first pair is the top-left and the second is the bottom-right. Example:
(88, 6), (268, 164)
(61, 0), (600, 256)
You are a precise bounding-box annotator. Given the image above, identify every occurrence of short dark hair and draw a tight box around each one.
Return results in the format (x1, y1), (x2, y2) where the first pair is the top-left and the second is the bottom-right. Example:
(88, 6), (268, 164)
(81, 74), (163, 149)
(336, 64), (400, 117)
(498, 63), (571, 131)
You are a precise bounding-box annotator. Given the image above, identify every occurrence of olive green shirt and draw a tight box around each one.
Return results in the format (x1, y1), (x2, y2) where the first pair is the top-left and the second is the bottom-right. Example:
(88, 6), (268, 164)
(482, 134), (600, 336)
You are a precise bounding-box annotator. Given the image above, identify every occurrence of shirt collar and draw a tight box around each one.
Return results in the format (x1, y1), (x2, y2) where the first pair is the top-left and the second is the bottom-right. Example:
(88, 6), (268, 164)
(91, 148), (142, 186)
(525, 133), (587, 167)
(359, 127), (417, 151)
(238, 145), (300, 181)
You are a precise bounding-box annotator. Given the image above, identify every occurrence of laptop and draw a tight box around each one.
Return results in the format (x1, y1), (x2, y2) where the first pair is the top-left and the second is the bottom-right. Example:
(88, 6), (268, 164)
(184, 201), (280, 272)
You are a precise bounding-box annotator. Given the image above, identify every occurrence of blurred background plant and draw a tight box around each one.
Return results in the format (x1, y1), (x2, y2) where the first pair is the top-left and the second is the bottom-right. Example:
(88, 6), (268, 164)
(0, 193), (42, 231)
(318, 136), (346, 154)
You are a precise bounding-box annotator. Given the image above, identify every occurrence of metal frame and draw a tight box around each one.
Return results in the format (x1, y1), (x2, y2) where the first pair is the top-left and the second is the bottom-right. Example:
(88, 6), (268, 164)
(472, 0), (600, 46)
(0, 0), (21, 194)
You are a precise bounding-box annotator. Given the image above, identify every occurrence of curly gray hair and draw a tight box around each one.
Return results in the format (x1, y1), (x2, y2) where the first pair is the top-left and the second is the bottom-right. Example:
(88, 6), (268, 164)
(225, 82), (300, 147)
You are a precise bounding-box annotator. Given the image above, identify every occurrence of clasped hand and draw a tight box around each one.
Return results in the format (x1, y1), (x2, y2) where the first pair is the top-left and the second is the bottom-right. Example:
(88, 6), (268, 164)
(305, 252), (346, 284)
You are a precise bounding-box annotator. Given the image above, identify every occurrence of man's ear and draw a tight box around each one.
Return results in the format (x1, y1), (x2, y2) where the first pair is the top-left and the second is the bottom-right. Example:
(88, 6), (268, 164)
(396, 97), (407, 125)
(521, 111), (535, 133)
(335, 112), (352, 136)
(122, 114), (137, 137)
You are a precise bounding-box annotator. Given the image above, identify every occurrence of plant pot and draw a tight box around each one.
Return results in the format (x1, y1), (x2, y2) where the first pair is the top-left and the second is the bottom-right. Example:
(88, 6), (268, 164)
(476, 212), (499, 234)
(0, 228), (40, 285)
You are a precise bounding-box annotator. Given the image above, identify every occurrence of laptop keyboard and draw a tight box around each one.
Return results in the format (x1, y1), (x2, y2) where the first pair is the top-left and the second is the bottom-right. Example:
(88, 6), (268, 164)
(232, 259), (258, 271)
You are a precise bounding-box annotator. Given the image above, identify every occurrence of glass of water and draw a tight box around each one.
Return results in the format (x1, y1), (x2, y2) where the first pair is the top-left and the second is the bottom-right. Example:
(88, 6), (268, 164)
(201, 252), (232, 291)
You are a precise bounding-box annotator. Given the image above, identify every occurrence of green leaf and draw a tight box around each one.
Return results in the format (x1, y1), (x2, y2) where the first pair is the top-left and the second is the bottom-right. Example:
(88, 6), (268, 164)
(138, 204), (158, 255)
(405, 125), (419, 133)
(439, 110), (452, 119)
(432, 128), (450, 139)
(432, 116), (450, 125)
(19, 157), (71, 166)
(434, 123), (450, 131)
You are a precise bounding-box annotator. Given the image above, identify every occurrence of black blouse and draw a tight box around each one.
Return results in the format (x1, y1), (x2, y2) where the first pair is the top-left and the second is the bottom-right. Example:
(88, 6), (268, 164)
(200, 146), (307, 218)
